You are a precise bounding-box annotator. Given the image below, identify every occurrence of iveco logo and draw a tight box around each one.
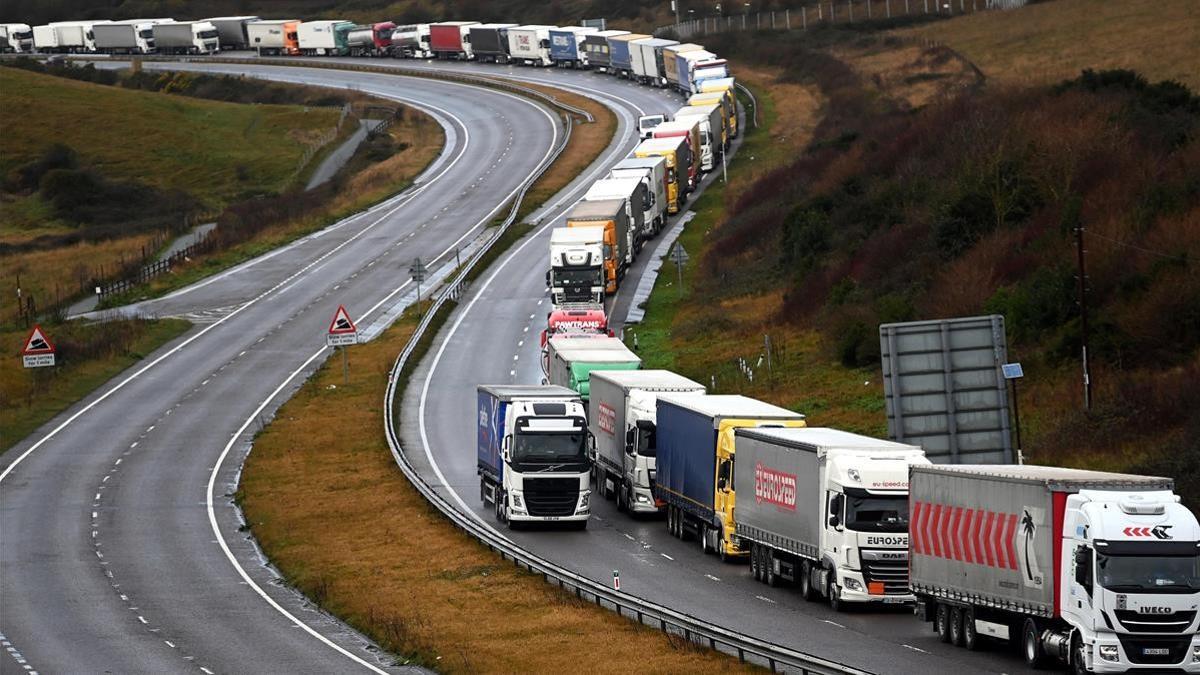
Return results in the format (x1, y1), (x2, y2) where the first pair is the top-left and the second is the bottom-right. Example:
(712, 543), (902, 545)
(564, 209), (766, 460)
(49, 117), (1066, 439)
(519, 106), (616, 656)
(1139, 606), (1172, 615)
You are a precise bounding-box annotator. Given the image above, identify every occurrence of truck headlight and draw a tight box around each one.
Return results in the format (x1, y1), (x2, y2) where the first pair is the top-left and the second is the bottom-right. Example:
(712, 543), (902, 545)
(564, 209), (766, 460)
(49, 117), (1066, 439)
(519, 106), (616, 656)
(1098, 644), (1119, 662)
(1192, 644), (1200, 663)
(510, 492), (523, 508)
(578, 491), (590, 509)
(636, 493), (650, 503)
(843, 578), (862, 592)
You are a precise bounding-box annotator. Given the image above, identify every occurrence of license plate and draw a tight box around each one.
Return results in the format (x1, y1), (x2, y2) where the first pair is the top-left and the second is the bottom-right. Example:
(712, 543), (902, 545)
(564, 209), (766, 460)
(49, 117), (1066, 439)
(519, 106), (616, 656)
(1143, 648), (1170, 656)
(882, 597), (906, 604)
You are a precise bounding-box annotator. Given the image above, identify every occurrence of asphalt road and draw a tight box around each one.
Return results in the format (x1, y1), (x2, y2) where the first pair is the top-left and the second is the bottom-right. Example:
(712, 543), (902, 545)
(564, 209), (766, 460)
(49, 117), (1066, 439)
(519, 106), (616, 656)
(0, 63), (562, 674)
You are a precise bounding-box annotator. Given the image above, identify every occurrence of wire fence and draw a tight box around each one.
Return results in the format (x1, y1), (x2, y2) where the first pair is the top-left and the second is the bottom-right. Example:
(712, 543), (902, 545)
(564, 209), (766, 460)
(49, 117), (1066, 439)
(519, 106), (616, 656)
(658, 0), (1027, 38)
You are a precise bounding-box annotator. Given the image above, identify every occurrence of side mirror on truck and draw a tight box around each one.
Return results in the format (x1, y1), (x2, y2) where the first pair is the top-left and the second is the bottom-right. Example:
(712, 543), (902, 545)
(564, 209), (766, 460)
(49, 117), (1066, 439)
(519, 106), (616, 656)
(1074, 545), (1093, 593)
(624, 428), (636, 455)
(502, 435), (513, 463)
(545, 269), (551, 288)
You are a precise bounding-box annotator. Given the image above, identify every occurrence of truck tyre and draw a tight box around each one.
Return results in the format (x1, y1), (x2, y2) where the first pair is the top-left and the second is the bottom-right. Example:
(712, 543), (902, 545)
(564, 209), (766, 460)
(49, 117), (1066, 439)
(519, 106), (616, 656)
(750, 544), (761, 581)
(828, 579), (844, 612)
(1071, 635), (1087, 675)
(950, 606), (965, 646)
(494, 491), (507, 523)
(668, 506), (678, 537)
(718, 532), (731, 563)
(1022, 618), (1048, 669)
(936, 604), (952, 643)
(698, 523), (709, 554)
(617, 483), (628, 513)
(480, 479), (487, 505)
(799, 561), (818, 601)
(962, 608), (980, 651)
(764, 549), (778, 587)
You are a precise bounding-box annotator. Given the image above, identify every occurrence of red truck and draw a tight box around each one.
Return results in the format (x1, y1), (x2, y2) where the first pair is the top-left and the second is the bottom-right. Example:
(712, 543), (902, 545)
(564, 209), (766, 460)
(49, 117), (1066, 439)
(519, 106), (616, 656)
(429, 21), (477, 59)
(540, 306), (610, 349)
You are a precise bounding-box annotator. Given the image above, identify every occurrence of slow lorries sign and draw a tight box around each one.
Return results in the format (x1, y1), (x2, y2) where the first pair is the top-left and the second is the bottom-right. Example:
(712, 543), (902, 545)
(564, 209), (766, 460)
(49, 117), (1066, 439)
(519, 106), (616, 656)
(754, 462), (797, 511)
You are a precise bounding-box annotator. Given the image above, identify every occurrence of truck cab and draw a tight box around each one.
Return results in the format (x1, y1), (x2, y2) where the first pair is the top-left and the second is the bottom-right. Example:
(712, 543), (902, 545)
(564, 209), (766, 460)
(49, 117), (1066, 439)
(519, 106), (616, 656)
(477, 385), (593, 529)
(548, 226), (605, 306)
(1062, 490), (1200, 673)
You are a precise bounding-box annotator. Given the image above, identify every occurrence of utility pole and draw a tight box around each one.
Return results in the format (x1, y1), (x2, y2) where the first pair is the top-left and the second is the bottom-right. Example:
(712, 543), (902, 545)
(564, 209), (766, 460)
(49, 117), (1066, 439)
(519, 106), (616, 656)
(1075, 224), (1092, 410)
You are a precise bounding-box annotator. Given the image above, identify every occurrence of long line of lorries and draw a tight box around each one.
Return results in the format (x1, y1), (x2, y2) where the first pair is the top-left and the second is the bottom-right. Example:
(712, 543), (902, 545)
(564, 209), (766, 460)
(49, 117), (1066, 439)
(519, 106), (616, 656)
(0, 17), (730, 95)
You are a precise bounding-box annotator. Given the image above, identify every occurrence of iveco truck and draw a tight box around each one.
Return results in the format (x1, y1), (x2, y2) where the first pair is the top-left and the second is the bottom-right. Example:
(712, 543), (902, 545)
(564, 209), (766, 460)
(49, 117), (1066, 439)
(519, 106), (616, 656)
(910, 465), (1200, 672)
(655, 394), (805, 560)
(732, 427), (929, 610)
(589, 370), (705, 515)
(548, 226), (606, 307)
(477, 385), (592, 529)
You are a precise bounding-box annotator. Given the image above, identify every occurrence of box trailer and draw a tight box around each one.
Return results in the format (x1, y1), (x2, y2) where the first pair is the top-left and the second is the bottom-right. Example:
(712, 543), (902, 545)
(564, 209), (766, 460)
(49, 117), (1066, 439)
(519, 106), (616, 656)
(430, 21), (478, 59)
(297, 20), (353, 56)
(656, 395), (805, 560)
(634, 136), (692, 215)
(630, 37), (678, 87)
(548, 26), (596, 68)
(674, 104), (725, 171)
(690, 85), (738, 140)
(607, 33), (649, 78)
(566, 198), (630, 295)
(662, 43), (703, 87)
(609, 155), (668, 237)
(93, 22), (156, 54)
(583, 177), (647, 258)
(246, 20), (299, 56)
(582, 29), (628, 71)
(545, 337), (640, 402)
(910, 464), (1200, 672)
(203, 16), (258, 50)
(477, 385), (591, 528)
(733, 427), (929, 609)
(507, 25), (555, 66)
(467, 23), (517, 63)
(589, 370), (705, 515)
(653, 118), (703, 188)
(153, 21), (219, 55)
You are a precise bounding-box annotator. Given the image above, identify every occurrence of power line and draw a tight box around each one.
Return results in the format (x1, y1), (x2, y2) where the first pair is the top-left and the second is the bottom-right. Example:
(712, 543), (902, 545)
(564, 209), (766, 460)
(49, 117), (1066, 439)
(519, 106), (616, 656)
(1086, 230), (1192, 263)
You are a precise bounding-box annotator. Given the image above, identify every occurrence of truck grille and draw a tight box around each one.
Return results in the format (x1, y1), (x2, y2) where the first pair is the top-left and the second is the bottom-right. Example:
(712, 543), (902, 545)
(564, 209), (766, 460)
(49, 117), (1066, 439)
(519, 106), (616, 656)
(523, 477), (579, 517)
(1114, 609), (1196, 634)
(860, 553), (910, 595)
(1115, 635), (1192, 665)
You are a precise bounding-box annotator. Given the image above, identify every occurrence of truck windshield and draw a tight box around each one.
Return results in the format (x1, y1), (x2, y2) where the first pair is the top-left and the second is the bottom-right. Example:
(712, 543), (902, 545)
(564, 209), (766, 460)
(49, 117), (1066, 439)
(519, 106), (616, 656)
(198, 30), (218, 39)
(1097, 553), (1200, 593)
(554, 267), (602, 285)
(138, 29), (153, 39)
(845, 494), (908, 533)
(513, 431), (588, 469)
(637, 426), (656, 457)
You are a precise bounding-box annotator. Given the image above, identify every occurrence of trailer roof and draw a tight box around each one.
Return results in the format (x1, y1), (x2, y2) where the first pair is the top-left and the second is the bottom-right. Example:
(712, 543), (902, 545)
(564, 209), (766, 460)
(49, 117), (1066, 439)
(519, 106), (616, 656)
(675, 105), (721, 117)
(592, 30), (630, 38)
(586, 177), (642, 197)
(657, 394), (802, 421)
(249, 19), (299, 25)
(478, 384), (579, 400)
(550, 226), (604, 243)
(550, 336), (628, 351)
(637, 38), (679, 48)
(657, 119), (700, 132)
(613, 156), (665, 170)
(204, 16), (260, 21)
(589, 369), (704, 391)
(553, 348), (640, 362)
(472, 23), (519, 29)
(567, 198), (624, 219)
(636, 136), (686, 152)
(912, 464), (1173, 490)
(432, 21), (479, 26)
(609, 33), (650, 42)
(737, 427), (922, 453)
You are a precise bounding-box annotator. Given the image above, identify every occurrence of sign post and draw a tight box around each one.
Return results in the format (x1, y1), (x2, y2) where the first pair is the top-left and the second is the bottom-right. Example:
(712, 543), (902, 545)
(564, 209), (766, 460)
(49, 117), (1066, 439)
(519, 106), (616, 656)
(21, 324), (56, 368)
(327, 305), (358, 384)
(670, 242), (689, 290)
(1002, 362), (1024, 464)
(409, 257), (428, 314)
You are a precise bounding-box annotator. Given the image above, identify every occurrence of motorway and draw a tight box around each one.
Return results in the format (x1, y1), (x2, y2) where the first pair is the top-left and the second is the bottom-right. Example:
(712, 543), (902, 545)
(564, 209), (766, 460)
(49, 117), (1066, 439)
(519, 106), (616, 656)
(0, 63), (563, 674)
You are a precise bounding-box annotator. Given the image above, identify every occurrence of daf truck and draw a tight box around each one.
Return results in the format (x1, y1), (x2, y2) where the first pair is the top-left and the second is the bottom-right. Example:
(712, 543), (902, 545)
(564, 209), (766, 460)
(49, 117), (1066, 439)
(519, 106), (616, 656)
(507, 25), (555, 66)
(635, 136), (692, 215)
(910, 464), (1200, 672)
(154, 21), (219, 55)
(609, 156), (668, 237)
(430, 21), (478, 59)
(566, 199), (630, 295)
(545, 337), (641, 402)
(247, 20), (300, 56)
(392, 24), (431, 58)
(0, 24), (34, 53)
(655, 394), (806, 560)
(468, 23), (517, 63)
(548, 26), (596, 68)
(662, 43), (703, 88)
(548, 226), (606, 307)
(581, 29), (628, 72)
(584, 178), (647, 258)
(204, 16), (258, 50)
(674, 104), (725, 171)
(630, 37), (678, 87)
(347, 22), (395, 57)
(732, 427), (929, 610)
(93, 21), (157, 54)
(477, 385), (592, 529)
(607, 33), (649, 79)
(590, 370), (705, 515)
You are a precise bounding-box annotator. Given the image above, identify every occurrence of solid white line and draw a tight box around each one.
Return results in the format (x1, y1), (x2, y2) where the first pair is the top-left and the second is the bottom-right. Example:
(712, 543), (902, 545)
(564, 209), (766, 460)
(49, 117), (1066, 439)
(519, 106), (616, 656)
(660, 553), (674, 560)
(902, 644), (928, 654)
(822, 620), (846, 628)
(705, 574), (721, 582)
(755, 595), (776, 604)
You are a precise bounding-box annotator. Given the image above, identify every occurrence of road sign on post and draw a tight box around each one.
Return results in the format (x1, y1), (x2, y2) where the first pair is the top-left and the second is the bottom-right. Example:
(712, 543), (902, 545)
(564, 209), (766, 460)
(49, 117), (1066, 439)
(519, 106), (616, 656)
(670, 242), (689, 289)
(1002, 362), (1025, 464)
(326, 305), (358, 347)
(21, 324), (56, 368)
(409, 257), (428, 309)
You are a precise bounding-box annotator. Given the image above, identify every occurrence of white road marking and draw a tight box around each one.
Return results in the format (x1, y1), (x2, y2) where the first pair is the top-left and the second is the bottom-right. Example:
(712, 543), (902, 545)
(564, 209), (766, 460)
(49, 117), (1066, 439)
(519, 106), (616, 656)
(705, 574), (721, 582)
(660, 553), (674, 561)
(755, 595), (777, 604)
(822, 620), (846, 628)
(902, 644), (928, 653)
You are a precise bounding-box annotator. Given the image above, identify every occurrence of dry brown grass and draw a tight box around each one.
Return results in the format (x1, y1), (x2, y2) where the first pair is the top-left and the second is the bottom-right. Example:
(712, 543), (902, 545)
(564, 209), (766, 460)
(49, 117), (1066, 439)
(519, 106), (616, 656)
(240, 310), (752, 672)
(832, 42), (982, 109)
(2, 234), (160, 316)
(894, 0), (1200, 89)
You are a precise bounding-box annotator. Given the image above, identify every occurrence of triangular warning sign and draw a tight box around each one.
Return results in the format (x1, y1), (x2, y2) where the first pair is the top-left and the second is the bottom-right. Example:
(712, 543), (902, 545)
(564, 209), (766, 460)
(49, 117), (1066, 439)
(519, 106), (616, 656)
(328, 305), (357, 335)
(21, 324), (56, 355)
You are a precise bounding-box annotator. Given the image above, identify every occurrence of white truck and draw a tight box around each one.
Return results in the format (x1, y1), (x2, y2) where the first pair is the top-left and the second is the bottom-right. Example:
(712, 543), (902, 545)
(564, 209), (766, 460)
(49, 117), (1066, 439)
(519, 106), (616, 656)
(589, 370), (705, 515)
(674, 103), (725, 172)
(391, 24), (431, 58)
(544, 336), (641, 403)
(583, 177), (648, 258)
(153, 21), (219, 55)
(93, 21), (159, 54)
(297, 20), (353, 56)
(630, 37), (678, 87)
(637, 114), (666, 140)
(35, 21), (110, 53)
(203, 16), (259, 50)
(548, 226), (606, 307)
(506, 25), (555, 66)
(246, 20), (299, 56)
(477, 385), (593, 529)
(678, 51), (730, 95)
(732, 427), (930, 610)
(910, 464), (1200, 673)
(0, 23), (34, 53)
(609, 156), (668, 238)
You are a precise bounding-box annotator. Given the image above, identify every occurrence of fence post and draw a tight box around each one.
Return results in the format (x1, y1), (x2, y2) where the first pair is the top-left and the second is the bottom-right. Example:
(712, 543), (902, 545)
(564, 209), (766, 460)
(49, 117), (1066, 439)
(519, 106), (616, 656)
(849, 0), (854, 21)
(887, 0), (892, 17)
(757, 12), (761, 28)
(771, 10), (775, 28)
(803, 6), (808, 28)
(786, 9), (790, 29)
(868, 0), (873, 18)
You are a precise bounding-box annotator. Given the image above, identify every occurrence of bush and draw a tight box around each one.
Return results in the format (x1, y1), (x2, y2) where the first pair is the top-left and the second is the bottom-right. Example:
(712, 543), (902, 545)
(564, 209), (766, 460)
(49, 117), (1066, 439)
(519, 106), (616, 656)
(5, 143), (78, 193)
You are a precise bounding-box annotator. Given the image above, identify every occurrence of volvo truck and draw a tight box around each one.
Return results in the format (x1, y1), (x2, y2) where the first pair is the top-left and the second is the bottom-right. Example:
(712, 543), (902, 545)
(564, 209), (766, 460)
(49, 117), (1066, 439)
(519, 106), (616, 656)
(478, 385), (592, 529)
(609, 156), (668, 237)
(548, 226), (606, 307)
(732, 427), (929, 610)
(590, 370), (705, 515)
(910, 464), (1200, 672)
(655, 395), (805, 560)
(565, 199), (630, 295)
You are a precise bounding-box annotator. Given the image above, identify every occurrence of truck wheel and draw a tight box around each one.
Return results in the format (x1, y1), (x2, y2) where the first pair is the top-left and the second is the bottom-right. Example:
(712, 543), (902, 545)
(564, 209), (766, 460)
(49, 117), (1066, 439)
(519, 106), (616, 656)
(1071, 635), (1087, 675)
(950, 606), (965, 646)
(668, 506), (678, 537)
(494, 491), (506, 523)
(962, 608), (980, 651)
(718, 534), (731, 563)
(480, 480), (487, 505)
(936, 604), (952, 643)
(698, 523), (709, 554)
(799, 561), (818, 601)
(616, 484), (628, 513)
(750, 544), (761, 581)
(828, 579), (844, 612)
(1022, 618), (1047, 669)
(764, 550), (778, 587)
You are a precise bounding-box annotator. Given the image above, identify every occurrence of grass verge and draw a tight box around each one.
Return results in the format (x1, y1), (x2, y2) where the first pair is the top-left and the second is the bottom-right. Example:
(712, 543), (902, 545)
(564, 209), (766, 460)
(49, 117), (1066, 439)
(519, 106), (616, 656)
(1, 317), (191, 453)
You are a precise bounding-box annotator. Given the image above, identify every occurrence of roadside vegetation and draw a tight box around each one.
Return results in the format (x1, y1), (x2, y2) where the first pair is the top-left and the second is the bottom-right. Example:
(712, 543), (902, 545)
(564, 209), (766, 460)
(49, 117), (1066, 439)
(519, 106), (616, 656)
(630, 8), (1200, 503)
